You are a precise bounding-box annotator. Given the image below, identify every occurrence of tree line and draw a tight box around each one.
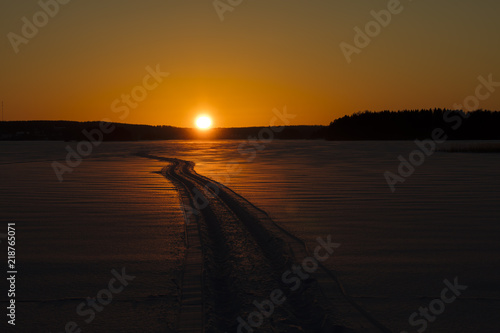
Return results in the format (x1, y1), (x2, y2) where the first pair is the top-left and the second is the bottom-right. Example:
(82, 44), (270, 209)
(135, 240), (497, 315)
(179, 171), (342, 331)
(1, 110), (499, 141)
(322, 109), (500, 140)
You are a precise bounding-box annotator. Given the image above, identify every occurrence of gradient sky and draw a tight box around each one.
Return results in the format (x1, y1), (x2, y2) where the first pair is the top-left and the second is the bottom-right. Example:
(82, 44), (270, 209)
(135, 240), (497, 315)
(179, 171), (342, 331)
(1, 0), (499, 127)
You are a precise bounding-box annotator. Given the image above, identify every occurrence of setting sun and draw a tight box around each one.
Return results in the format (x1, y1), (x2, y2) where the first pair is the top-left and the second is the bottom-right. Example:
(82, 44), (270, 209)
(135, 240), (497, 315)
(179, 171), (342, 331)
(195, 116), (212, 130)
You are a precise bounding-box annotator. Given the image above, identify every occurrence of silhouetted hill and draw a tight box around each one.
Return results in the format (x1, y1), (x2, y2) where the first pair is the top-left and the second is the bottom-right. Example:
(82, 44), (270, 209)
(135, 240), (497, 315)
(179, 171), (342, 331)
(0, 121), (323, 141)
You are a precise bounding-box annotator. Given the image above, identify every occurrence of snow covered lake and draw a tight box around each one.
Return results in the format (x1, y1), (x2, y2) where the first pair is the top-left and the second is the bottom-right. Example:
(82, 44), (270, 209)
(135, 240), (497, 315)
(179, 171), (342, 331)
(1, 140), (499, 332)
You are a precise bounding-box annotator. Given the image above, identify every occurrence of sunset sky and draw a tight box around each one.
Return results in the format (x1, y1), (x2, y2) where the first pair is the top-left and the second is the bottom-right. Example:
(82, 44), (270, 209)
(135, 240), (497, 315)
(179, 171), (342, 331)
(1, 0), (499, 127)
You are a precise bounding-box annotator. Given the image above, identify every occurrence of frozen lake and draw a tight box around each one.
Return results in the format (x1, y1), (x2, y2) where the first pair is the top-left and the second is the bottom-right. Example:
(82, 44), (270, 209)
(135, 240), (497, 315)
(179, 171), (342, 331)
(1, 140), (500, 332)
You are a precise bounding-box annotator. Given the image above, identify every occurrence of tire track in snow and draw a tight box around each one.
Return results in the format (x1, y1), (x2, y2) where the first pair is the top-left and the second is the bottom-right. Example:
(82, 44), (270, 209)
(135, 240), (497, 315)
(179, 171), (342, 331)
(137, 152), (391, 333)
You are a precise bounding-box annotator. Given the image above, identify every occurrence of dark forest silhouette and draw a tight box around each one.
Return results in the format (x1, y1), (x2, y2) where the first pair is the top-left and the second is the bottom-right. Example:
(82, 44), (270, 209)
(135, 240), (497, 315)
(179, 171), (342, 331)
(323, 109), (500, 140)
(1, 110), (499, 141)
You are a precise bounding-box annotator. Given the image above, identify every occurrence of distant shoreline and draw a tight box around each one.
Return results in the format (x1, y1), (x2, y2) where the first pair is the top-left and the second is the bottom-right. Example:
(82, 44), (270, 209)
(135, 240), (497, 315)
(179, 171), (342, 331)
(2, 110), (500, 141)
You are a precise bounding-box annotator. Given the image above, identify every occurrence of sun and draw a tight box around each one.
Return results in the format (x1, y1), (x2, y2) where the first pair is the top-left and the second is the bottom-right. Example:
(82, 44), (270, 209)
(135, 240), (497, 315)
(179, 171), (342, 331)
(195, 115), (212, 130)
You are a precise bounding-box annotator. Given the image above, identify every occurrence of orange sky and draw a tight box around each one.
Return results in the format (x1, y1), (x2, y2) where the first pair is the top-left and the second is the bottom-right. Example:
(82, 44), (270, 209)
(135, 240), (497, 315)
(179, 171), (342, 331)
(1, 0), (499, 127)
